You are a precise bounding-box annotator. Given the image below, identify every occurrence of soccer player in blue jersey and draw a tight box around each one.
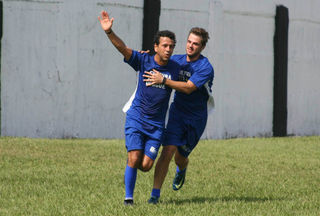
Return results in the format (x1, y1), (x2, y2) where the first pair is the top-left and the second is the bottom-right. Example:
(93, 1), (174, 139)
(98, 11), (179, 205)
(143, 27), (214, 204)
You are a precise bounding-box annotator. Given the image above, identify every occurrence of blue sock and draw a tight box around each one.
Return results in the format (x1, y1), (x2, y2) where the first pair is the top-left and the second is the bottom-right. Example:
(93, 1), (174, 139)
(151, 188), (160, 198)
(124, 165), (137, 200)
(176, 166), (186, 173)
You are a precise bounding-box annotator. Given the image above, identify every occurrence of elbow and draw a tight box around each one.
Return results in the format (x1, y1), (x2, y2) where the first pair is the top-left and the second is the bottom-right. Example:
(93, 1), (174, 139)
(174, 82), (196, 94)
(181, 82), (196, 94)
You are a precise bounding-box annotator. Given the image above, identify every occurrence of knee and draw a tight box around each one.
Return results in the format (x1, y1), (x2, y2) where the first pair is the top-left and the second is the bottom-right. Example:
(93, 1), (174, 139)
(139, 160), (153, 172)
(128, 153), (142, 168)
(139, 165), (152, 172)
(128, 159), (141, 168)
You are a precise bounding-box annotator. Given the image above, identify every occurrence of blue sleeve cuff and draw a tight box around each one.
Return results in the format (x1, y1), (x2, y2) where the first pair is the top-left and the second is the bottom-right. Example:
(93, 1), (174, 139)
(124, 50), (137, 64)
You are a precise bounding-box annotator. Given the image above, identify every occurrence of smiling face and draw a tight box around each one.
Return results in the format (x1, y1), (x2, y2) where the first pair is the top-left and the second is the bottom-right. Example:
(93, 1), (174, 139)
(154, 36), (175, 65)
(185, 33), (204, 61)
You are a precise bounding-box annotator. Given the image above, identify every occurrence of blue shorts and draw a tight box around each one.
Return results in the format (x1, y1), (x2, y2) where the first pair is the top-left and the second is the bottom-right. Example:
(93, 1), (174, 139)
(125, 117), (163, 161)
(163, 106), (207, 158)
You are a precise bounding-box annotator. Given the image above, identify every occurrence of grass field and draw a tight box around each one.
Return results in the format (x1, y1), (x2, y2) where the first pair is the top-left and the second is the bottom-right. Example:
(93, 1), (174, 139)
(0, 136), (319, 215)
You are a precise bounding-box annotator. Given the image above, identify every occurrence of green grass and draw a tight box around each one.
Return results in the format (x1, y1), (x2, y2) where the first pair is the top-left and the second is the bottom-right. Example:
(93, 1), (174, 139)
(0, 136), (319, 215)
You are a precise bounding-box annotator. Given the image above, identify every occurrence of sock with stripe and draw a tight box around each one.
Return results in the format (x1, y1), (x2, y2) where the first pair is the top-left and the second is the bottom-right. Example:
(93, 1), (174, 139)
(124, 164), (137, 200)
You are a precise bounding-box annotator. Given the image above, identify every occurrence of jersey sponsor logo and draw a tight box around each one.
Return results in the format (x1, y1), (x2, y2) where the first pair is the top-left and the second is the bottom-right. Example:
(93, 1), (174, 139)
(179, 70), (191, 82)
(145, 71), (171, 89)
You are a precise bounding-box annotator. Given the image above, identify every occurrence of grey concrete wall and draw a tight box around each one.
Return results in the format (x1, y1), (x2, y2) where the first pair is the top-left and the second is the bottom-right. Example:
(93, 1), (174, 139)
(1, 0), (320, 139)
(286, 0), (320, 136)
(1, 0), (143, 138)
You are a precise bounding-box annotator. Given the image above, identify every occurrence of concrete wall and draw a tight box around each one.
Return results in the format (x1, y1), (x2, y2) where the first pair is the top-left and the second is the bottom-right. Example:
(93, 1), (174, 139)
(1, 0), (143, 138)
(285, 0), (320, 136)
(1, 0), (320, 139)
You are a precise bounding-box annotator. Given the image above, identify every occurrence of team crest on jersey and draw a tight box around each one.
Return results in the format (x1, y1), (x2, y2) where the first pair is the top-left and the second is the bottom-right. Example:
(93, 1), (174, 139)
(179, 70), (191, 82)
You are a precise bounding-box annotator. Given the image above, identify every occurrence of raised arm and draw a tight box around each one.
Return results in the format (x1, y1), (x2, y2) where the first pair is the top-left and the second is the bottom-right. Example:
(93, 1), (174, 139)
(98, 11), (132, 61)
(143, 70), (197, 94)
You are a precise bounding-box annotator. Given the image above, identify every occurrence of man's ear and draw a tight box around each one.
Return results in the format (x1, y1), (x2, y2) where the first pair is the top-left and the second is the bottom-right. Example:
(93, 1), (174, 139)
(154, 43), (158, 53)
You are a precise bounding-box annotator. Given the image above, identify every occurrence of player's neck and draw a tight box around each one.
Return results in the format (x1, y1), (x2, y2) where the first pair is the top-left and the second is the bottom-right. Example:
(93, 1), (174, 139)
(154, 54), (168, 66)
(186, 53), (201, 62)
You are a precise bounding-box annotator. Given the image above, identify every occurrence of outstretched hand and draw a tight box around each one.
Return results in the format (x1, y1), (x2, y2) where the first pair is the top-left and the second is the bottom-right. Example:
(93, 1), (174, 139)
(143, 69), (164, 86)
(98, 11), (114, 32)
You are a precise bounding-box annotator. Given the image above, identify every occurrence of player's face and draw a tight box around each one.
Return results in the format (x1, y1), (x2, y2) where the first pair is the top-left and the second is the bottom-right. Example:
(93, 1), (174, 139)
(186, 33), (204, 59)
(154, 37), (175, 63)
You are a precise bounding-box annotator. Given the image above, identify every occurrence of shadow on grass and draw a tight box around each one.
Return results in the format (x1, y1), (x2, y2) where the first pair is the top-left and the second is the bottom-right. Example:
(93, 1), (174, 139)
(164, 196), (286, 205)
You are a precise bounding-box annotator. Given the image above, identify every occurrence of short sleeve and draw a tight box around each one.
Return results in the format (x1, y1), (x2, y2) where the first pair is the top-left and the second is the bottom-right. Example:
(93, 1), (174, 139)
(189, 62), (214, 88)
(124, 50), (142, 71)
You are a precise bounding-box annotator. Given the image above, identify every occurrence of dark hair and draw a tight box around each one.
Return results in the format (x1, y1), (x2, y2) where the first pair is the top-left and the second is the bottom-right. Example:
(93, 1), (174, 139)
(153, 30), (176, 45)
(189, 27), (210, 47)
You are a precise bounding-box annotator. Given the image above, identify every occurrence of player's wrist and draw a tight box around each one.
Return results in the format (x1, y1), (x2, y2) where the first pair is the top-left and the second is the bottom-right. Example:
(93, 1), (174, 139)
(106, 29), (112, 34)
(162, 76), (167, 85)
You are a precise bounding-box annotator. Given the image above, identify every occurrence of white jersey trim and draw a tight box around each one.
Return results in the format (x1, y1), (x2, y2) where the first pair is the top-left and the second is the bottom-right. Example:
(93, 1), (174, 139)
(204, 81), (215, 114)
(123, 72), (140, 113)
(122, 86), (137, 113)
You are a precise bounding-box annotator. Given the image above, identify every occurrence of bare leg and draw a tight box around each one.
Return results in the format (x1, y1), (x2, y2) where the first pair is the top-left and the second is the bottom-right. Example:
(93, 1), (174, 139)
(139, 154), (155, 172)
(153, 145), (177, 189)
(127, 150), (143, 168)
(174, 150), (189, 171)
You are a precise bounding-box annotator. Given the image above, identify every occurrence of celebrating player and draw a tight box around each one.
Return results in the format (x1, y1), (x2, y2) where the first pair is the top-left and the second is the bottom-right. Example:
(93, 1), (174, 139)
(143, 27), (214, 204)
(98, 10), (179, 205)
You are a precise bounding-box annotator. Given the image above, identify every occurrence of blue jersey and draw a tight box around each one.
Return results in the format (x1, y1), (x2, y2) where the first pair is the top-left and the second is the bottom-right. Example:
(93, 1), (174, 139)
(124, 50), (180, 128)
(171, 54), (214, 119)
